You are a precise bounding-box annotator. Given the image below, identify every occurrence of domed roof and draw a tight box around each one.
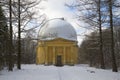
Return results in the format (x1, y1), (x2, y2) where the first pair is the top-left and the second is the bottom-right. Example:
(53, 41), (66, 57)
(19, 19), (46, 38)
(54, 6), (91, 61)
(38, 18), (77, 41)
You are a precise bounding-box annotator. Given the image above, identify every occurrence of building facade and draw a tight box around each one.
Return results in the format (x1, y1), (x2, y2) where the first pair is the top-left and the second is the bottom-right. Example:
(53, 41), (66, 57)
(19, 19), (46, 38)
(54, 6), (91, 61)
(36, 18), (78, 66)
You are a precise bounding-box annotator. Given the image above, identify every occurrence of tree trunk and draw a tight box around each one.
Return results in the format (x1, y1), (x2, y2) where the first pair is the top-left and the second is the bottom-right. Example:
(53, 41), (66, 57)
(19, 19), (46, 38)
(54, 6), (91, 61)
(9, 0), (13, 71)
(98, 0), (105, 69)
(109, 0), (118, 72)
(17, 0), (21, 69)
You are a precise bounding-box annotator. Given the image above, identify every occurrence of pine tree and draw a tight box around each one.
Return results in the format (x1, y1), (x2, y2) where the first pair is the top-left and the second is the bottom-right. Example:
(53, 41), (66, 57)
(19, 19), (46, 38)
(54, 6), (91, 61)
(0, 5), (8, 70)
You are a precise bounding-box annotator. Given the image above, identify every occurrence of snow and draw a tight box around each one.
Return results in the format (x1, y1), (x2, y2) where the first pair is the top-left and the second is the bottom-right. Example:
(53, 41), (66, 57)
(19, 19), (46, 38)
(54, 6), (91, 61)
(38, 18), (77, 41)
(0, 64), (120, 80)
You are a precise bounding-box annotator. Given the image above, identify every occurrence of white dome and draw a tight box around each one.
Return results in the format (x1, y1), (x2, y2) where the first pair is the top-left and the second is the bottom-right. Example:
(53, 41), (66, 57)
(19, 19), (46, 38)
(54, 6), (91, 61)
(38, 18), (77, 41)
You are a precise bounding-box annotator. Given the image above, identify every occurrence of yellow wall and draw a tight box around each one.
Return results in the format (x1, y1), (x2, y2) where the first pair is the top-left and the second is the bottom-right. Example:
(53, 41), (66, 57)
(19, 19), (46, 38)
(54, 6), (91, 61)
(36, 38), (78, 65)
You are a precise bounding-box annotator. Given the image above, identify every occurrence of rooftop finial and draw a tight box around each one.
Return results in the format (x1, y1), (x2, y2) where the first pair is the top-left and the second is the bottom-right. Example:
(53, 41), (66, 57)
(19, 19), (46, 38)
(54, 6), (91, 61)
(61, 17), (64, 20)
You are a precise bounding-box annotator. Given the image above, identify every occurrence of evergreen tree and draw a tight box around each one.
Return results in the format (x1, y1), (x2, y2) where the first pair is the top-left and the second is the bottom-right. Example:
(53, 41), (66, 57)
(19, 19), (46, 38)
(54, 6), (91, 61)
(0, 5), (8, 70)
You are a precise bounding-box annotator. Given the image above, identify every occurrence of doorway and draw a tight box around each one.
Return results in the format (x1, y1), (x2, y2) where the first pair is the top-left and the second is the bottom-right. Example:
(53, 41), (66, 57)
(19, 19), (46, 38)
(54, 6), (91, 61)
(56, 55), (63, 66)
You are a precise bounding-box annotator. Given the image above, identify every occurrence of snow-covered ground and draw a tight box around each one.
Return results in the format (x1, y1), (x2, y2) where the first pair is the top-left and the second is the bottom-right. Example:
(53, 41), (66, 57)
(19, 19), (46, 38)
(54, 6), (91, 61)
(0, 64), (120, 80)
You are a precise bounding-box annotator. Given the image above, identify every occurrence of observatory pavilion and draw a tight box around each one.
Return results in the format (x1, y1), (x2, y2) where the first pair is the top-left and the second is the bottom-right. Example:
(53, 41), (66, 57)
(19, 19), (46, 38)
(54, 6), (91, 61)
(36, 18), (78, 66)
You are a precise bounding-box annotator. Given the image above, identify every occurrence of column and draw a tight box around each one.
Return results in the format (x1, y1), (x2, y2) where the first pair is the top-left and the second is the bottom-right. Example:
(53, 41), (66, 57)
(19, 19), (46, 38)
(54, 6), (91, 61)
(71, 46), (73, 65)
(45, 46), (48, 65)
(63, 47), (66, 64)
(53, 47), (55, 64)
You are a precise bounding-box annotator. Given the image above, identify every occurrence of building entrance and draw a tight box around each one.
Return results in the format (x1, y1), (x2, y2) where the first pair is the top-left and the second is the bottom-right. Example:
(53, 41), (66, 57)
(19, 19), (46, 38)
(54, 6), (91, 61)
(56, 55), (63, 66)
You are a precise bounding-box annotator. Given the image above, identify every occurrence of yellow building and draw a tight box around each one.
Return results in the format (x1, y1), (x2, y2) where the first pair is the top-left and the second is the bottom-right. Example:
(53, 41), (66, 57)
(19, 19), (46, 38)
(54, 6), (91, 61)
(36, 18), (78, 66)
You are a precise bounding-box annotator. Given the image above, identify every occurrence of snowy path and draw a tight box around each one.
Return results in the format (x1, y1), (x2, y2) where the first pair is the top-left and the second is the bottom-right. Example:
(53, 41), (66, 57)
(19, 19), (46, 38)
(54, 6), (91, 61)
(0, 64), (120, 80)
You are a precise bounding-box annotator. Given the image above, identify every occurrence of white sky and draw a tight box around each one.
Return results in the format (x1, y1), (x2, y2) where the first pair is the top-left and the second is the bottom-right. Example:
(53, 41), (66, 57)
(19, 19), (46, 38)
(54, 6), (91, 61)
(34, 0), (92, 45)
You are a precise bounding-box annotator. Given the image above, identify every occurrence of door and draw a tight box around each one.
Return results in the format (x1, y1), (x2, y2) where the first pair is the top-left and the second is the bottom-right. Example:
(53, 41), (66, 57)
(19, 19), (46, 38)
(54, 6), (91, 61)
(56, 55), (63, 66)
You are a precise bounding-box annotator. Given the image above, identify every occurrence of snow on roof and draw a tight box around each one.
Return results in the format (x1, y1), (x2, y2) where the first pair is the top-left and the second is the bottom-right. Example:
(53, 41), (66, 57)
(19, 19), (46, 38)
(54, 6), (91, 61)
(38, 18), (77, 41)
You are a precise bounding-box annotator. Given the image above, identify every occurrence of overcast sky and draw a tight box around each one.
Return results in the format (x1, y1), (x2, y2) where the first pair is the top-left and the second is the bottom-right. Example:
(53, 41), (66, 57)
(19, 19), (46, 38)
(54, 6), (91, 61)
(36, 0), (90, 45)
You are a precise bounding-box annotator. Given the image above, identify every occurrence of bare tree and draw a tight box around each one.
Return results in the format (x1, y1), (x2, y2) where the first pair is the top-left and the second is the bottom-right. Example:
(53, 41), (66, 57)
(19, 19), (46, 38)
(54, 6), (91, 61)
(98, 0), (105, 69)
(109, 0), (118, 72)
(8, 0), (13, 71)
(16, 0), (46, 69)
(66, 0), (107, 69)
(1, 0), (46, 70)
(17, 0), (21, 69)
